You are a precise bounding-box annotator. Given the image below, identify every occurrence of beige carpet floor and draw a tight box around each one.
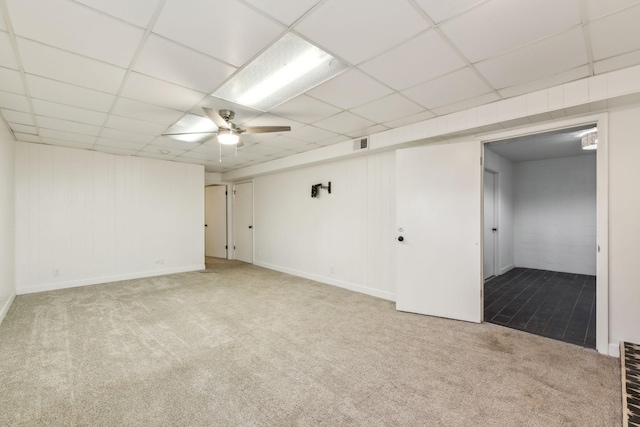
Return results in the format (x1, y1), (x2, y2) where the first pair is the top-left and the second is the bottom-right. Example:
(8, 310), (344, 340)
(0, 259), (620, 426)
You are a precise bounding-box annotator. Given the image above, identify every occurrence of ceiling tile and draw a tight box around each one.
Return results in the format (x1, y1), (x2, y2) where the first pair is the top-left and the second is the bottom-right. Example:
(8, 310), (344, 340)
(289, 143), (321, 153)
(285, 125), (338, 143)
(383, 110), (436, 128)
(179, 150), (217, 161)
(153, 0), (284, 67)
(73, 0), (162, 28)
(589, 5), (640, 61)
(315, 134), (350, 146)
(498, 65), (589, 98)
(42, 138), (94, 150)
(1, 109), (34, 125)
(7, 0), (144, 68)
(141, 145), (186, 156)
(350, 94), (424, 123)
(402, 67), (492, 110)
(0, 68), (25, 95)
(431, 92), (500, 116)
(32, 99), (107, 126)
(112, 97), (183, 126)
(242, 0), (321, 26)
(345, 124), (388, 139)
(475, 27), (588, 90)
(9, 123), (36, 134)
(414, 0), (485, 23)
(269, 95), (341, 124)
(36, 116), (102, 136)
(148, 136), (201, 150)
(137, 151), (179, 161)
(0, 33), (18, 69)
(0, 91), (29, 112)
(26, 74), (115, 112)
(134, 35), (237, 93)
(585, 0), (640, 20)
(243, 143), (289, 156)
(0, 7), (6, 31)
(95, 138), (146, 151)
(440, 0), (581, 62)
(14, 132), (40, 143)
(295, 0), (430, 64)
(264, 135), (308, 150)
(359, 31), (466, 91)
(121, 72), (206, 111)
(17, 38), (126, 93)
(100, 127), (155, 144)
(40, 129), (96, 144)
(594, 49), (640, 74)
(105, 115), (167, 135)
(0, 33), (20, 70)
(307, 69), (393, 110)
(93, 146), (139, 156)
(313, 111), (376, 134)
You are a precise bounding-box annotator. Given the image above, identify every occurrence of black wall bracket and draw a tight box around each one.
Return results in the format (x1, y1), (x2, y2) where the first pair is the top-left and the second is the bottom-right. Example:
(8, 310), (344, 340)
(311, 181), (331, 198)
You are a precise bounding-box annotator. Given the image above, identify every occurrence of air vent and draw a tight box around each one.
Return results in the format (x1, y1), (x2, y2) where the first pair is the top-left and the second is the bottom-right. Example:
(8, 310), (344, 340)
(353, 137), (369, 151)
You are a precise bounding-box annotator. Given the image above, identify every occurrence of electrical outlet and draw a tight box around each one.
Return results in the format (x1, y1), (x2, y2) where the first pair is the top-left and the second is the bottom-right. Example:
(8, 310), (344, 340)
(52, 269), (61, 277)
(330, 265), (334, 274)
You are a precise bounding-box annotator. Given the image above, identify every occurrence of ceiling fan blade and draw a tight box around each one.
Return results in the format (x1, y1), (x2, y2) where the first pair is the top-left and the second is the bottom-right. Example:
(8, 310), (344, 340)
(161, 131), (217, 136)
(203, 107), (229, 129)
(240, 126), (291, 134)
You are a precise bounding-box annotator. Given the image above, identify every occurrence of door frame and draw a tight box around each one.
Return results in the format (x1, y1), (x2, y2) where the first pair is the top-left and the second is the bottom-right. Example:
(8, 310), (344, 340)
(483, 168), (499, 281)
(478, 113), (609, 355)
(232, 180), (254, 263)
(204, 184), (228, 259)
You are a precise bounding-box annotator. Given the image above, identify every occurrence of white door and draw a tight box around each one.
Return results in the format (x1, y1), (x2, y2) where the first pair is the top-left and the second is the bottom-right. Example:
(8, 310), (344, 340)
(483, 170), (496, 280)
(396, 140), (482, 323)
(234, 182), (253, 263)
(205, 185), (227, 258)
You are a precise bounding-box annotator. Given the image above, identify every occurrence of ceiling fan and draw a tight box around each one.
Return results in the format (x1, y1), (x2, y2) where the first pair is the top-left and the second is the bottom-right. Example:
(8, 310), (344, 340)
(162, 108), (291, 146)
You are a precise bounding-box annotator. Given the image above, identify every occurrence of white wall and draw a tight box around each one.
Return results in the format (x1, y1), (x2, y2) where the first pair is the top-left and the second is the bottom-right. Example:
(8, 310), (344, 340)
(484, 149), (515, 274)
(15, 142), (205, 294)
(0, 122), (15, 323)
(254, 151), (395, 300)
(513, 155), (597, 275)
(609, 103), (640, 346)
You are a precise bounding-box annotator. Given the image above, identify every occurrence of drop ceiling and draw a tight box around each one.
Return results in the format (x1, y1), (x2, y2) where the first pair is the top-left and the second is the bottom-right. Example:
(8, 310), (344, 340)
(0, 0), (639, 173)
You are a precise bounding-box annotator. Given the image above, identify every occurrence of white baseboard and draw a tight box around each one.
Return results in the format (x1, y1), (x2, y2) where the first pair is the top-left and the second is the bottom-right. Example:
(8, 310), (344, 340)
(609, 342), (620, 358)
(499, 264), (515, 275)
(16, 264), (206, 295)
(0, 290), (16, 324)
(254, 261), (396, 302)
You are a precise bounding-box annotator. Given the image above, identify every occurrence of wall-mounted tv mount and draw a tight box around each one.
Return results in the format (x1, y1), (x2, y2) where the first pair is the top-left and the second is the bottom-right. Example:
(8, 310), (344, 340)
(311, 182), (331, 198)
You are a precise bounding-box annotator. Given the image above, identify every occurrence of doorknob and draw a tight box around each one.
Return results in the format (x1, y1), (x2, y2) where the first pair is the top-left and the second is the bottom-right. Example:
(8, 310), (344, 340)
(397, 236), (404, 242)
(492, 228), (497, 232)
(204, 224), (208, 227)
(248, 225), (253, 229)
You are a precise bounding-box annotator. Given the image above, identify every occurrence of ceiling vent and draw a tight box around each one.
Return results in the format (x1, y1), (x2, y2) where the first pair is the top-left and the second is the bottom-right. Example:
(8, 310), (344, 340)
(353, 137), (369, 151)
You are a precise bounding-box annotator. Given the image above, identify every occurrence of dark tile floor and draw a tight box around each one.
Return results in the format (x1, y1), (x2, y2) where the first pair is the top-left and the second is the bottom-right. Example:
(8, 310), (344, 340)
(484, 268), (596, 348)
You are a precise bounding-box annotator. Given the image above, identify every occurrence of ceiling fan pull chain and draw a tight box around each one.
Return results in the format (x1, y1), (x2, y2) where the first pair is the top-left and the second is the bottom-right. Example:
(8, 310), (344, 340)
(219, 142), (222, 163)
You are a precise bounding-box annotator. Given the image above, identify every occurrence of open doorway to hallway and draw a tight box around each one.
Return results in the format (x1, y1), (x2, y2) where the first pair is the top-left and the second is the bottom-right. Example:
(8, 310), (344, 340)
(482, 124), (598, 349)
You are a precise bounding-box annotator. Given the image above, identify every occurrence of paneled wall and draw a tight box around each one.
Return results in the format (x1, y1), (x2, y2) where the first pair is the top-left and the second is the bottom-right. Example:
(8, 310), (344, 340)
(254, 151), (395, 300)
(15, 142), (204, 294)
(0, 122), (15, 322)
(513, 154), (597, 275)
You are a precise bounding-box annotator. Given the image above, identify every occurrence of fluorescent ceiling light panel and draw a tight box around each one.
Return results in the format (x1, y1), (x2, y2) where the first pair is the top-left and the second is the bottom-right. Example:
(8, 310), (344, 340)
(165, 113), (217, 143)
(213, 33), (348, 111)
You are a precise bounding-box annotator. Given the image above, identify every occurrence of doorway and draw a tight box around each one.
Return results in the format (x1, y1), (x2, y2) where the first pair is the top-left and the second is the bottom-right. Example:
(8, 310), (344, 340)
(204, 185), (227, 259)
(482, 123), (601, 349)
